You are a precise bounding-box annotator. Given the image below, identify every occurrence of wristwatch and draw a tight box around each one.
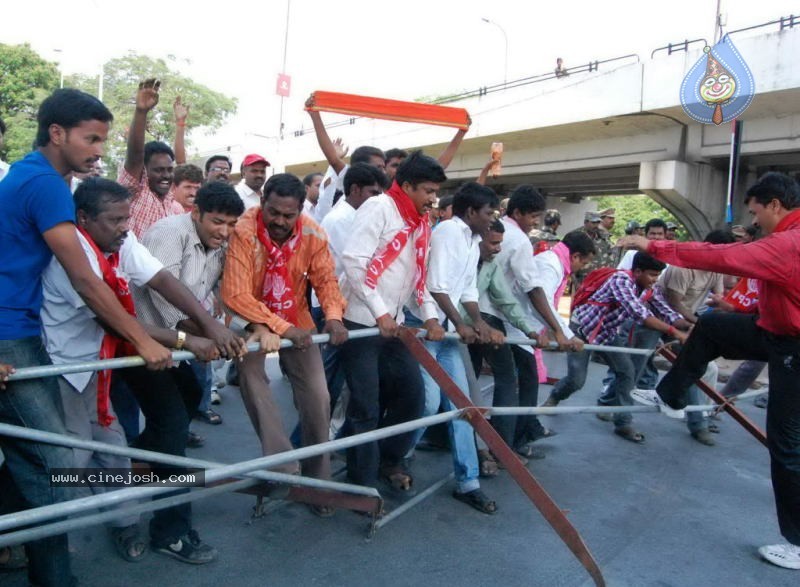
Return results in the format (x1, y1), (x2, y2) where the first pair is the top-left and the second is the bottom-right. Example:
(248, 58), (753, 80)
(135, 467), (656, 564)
(175, 330), (187, 350)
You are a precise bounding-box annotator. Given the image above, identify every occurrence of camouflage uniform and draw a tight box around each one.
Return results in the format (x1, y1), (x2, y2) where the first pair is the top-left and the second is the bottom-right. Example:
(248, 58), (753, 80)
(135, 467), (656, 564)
(529, 226), (560, 253)
(572, 227), (614, 289)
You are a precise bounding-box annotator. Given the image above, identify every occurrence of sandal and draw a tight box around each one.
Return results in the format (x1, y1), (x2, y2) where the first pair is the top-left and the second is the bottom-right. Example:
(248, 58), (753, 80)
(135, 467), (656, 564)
(0, 545), (27, 570)
(595, 412), (614, 422)
(477, 449), (499, 478)
(380, 465), (413, 491)
(380, 464), (416, 496)
(195, 409), (222, 425)
(531, 428), (558, 441)
(453, 489), (498, 515)
(614, 426), (646, 444)
(110, 524), (148, 562)
(708, 423), (721, 434)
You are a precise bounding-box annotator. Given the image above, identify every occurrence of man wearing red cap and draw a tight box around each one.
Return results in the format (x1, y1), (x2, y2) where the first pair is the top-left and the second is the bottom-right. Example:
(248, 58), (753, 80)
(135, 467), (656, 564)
(234, 153), (270, 210)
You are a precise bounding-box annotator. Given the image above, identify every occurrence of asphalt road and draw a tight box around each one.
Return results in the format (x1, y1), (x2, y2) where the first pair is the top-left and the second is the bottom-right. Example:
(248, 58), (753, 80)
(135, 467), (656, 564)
(0, 350), (791, 587)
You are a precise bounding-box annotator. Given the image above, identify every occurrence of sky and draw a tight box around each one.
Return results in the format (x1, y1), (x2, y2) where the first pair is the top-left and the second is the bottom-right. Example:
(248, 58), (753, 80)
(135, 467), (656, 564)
(3, 0), (797, 166)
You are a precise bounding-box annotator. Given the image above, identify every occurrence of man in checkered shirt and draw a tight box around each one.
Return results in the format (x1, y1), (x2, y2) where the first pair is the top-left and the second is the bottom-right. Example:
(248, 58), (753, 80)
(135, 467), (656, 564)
(117, 79), (183, 238)
(542, 252), (692, 443)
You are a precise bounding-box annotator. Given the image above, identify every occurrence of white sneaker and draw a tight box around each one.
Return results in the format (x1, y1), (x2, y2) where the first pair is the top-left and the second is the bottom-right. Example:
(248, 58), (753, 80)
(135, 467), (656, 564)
(758, 543), (800, 570)
(210, 389), (222, 405)
(631, 389), (685, 419)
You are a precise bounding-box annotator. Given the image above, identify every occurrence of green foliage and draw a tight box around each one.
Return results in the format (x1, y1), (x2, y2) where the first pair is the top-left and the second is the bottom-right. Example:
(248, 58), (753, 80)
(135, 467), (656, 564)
(0, 44), (59, 162)
(590, 194), (684, 240)
(65, 54), (237, 175)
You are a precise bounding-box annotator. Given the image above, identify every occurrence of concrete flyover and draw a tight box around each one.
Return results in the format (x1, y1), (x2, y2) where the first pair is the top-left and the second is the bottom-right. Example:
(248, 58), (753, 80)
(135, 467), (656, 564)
(284, 18), (800, 239)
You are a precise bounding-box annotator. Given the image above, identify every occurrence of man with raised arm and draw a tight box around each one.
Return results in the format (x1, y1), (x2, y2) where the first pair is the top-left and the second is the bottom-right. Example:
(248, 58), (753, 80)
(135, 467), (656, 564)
(118, 79), (183, 238)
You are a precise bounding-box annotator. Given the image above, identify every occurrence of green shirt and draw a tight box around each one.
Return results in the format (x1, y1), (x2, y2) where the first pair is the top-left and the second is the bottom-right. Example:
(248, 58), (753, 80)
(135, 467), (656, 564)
(462, 259), (535, 334)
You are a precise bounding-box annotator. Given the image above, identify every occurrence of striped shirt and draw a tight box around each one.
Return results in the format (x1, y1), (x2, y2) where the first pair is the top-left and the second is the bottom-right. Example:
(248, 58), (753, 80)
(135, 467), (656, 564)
(221, 206), (345, 335)
(132, 213), (225, 329)
(118, 166), (183, 238)
(572, 271), (680, 345)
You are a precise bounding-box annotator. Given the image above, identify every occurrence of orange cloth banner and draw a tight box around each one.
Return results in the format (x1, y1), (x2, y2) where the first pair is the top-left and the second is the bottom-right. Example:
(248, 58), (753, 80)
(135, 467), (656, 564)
(305, 91), (471, 130)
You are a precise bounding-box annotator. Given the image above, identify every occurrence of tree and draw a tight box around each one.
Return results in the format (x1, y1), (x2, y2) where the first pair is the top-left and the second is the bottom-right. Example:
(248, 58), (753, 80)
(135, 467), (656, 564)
(66, 54), (237, 175)
(0, 44), (59, 162)
(590, 194), (685, 240)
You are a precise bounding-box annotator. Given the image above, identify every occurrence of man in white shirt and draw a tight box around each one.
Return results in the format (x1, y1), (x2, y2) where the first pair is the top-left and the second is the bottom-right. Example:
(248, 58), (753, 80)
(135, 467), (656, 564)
(41, 178), (229, 565)
(485, 186), (581, 458)
(234, 153), (270, 210)
(321, 163), (386, 275)
(339, 151), (445, 492)
(407, 182), (503, 514)
(617, 219), (667, 270)
(302, 172), (323, 217)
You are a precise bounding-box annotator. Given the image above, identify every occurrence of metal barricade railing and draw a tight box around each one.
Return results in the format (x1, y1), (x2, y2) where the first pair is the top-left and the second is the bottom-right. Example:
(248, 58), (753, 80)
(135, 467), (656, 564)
(0, 327), (768, 587)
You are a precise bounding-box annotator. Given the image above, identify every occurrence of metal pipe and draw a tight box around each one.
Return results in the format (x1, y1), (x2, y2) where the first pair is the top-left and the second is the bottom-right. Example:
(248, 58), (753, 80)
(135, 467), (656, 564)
(7, 328), (382, 382)
(0, 422), (377, 497)
(0, 479), (258, 549)
(372, 473), (454, 531)
(8, 327), (654, 382)
(0, 410), (461, 532)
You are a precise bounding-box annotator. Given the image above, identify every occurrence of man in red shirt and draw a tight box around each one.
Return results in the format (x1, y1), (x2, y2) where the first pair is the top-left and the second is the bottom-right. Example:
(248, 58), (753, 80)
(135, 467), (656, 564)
(621, 172), (800, 570)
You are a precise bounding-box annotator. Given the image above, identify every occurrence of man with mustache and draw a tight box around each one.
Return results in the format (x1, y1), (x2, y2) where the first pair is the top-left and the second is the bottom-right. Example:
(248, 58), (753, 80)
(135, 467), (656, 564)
(221, 173), (347, 516)
(118, 79), (183, 238)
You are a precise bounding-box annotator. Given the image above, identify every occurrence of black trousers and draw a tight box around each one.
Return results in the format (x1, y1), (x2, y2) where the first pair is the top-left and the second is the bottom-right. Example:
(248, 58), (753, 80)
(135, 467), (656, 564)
(120, 362), (202, 546)
(339, 319), (425, 486)
(468, 314), (519, 446)
(658, 312), (800, 544)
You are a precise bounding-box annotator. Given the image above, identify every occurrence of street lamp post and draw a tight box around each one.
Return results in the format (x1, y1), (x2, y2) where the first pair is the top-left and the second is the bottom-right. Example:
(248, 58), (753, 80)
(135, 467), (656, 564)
(481, 17), (508, 86)
(52, 49), (64, 88)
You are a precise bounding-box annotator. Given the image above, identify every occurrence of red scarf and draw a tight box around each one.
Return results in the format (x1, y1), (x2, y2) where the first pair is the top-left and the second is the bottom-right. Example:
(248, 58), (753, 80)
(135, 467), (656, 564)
(77, 227), (137, 427)
(256, 213), (302, 325)
(366, 181), (430, 305)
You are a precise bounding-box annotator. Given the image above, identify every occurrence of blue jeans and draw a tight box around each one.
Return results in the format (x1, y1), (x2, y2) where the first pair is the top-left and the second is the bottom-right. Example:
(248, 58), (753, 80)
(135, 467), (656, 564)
(417, 337), (480, 493)
(551, 332), (638, 428)
(0, 337), (75, 587)
(191, 360), (212, 413)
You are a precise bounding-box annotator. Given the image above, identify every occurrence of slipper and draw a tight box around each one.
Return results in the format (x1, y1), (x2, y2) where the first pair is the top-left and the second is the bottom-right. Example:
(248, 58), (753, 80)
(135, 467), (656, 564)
(614, 426), (645, 444)
(453, 489), (498, 515)
(708, 423), (721, 434)
(187, 431), (205, 448)
(110, 524), (148, 562)
(195, 409), (222, 425)
(477, 449), (499, 478)
(595, 412), (614, 422)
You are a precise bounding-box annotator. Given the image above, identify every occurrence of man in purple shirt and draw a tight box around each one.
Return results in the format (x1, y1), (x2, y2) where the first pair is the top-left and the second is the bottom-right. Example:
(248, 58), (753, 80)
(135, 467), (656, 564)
(542, 253), (691, 443)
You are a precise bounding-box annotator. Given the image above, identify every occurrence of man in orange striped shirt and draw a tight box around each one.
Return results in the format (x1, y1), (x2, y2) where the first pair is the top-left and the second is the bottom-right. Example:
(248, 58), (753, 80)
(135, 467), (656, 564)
(221, 174), (347, 506)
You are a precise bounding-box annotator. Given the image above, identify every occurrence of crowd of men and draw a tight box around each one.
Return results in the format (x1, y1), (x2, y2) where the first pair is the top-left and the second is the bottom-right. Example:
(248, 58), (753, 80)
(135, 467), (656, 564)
(0, 79), (799, 586)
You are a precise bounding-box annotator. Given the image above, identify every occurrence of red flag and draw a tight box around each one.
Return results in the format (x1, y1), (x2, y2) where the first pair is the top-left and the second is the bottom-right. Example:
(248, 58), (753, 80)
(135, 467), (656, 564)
(276, 73), (291, 98)
(723, 277), (759, 312)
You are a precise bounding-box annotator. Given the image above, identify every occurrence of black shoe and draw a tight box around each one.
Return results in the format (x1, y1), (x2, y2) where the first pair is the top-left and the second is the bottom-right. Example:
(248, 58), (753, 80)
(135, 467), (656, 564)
(152, 530), (217, 565)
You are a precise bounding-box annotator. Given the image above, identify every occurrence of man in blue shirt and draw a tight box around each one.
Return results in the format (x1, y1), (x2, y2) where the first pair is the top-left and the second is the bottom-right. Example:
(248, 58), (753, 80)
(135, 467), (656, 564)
(0, 89), (174, 587)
